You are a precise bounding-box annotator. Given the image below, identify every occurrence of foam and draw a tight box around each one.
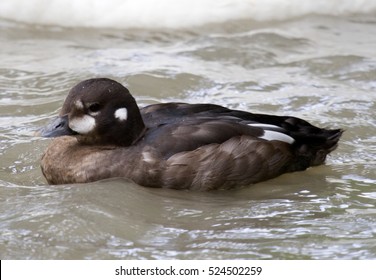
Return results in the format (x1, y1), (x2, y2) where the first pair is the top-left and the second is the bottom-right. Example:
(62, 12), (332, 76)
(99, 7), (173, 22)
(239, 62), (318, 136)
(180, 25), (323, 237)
(1, 0), (376, 29)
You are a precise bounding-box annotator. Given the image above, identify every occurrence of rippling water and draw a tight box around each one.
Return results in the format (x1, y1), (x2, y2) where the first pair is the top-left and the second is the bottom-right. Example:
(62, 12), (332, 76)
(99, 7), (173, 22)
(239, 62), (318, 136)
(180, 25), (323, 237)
(1, 14), (376, 259)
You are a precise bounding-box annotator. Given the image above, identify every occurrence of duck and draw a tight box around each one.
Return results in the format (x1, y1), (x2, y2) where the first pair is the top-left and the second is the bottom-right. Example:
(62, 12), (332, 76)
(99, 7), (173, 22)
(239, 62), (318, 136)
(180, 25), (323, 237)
(40, 78), (343, 190)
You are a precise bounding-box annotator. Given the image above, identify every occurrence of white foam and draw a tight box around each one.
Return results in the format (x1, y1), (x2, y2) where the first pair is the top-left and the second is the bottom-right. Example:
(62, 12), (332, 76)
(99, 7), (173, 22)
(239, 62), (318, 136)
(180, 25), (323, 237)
(1, 0), (375, 29)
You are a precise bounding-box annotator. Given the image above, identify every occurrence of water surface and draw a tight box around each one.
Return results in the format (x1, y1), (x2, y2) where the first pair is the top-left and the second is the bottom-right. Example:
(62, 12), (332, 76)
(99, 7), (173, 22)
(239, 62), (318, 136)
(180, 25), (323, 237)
(0, 14), (375, 259)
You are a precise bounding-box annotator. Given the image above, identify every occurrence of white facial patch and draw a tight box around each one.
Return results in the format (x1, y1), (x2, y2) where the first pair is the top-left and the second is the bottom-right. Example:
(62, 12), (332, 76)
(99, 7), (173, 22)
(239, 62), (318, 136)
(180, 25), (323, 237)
(74, 100), (84, 110)
(259, 130), (295, 144)
(69, 115), (96, 134)
(114, 108), (128, 121)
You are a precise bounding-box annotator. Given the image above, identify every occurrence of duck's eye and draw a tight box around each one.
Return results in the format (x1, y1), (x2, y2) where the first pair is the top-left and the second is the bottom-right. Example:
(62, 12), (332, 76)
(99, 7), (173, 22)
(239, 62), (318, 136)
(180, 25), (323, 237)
(88, 103), (101, 114)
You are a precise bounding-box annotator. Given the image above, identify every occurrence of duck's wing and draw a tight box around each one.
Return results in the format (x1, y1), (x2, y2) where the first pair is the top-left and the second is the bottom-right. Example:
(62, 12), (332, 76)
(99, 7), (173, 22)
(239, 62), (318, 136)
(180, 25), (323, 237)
(141, 102), (229, 127)
(137, 103), (343, 190)
(142, 115), (293, 159)
(139, 116), (298, 190)
(140, 102), (342, 165)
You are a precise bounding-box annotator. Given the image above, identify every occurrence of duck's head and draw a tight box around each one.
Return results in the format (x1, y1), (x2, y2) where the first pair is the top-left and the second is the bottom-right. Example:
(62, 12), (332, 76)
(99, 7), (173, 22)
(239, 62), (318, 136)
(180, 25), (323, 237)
(40, 78), (146, 146)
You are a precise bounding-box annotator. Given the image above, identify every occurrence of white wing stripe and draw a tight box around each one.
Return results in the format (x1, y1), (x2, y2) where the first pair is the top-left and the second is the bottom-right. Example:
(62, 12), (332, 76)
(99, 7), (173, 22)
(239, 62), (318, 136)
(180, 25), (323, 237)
(248, 123), (281, 129)
(259, 130), (295, 144)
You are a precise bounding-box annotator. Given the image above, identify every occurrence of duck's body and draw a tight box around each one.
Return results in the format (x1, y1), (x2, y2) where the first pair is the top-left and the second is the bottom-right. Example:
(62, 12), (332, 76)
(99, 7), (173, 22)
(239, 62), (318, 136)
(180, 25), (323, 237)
(40, 78), (343, 190)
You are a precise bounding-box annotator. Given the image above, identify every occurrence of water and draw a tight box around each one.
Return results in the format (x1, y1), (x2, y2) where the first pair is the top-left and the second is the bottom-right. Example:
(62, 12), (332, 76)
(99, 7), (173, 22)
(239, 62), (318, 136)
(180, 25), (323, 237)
(1, 3), (376, 259)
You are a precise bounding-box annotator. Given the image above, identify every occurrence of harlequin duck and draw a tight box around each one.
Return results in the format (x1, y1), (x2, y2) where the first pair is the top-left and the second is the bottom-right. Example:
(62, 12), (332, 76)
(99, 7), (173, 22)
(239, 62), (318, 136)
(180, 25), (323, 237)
(40, 78), (343, 190)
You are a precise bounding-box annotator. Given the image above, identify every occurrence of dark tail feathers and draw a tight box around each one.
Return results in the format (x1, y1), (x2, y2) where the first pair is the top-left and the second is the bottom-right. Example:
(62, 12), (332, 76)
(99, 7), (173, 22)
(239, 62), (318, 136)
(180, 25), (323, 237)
(296, 128), (344, 167)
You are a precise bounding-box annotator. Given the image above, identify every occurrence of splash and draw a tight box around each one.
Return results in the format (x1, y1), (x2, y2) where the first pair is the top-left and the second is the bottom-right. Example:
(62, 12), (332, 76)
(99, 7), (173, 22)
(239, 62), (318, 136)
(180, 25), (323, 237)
(1, 0), (376, 29)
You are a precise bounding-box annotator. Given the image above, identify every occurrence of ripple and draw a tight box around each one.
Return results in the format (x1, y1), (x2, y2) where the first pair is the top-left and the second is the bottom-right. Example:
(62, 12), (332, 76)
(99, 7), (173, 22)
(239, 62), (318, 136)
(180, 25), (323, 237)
(1, 15), (376, 260)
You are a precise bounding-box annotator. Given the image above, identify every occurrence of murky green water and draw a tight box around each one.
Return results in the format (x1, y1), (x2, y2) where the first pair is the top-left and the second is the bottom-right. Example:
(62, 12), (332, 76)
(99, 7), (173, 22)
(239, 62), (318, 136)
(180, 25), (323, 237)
(0, 14), (375, 259)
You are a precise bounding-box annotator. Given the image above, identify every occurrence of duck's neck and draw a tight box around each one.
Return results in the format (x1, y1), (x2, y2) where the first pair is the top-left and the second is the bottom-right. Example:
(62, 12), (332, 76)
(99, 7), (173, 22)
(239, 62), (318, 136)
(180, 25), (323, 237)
(106, 114), (147, 147)
(123, 109), (146, 146)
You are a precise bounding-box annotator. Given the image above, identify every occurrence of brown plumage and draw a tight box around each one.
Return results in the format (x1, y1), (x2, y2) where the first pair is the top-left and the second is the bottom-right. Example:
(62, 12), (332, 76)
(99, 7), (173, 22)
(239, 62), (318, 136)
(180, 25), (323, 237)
(40, 78), (343, 190)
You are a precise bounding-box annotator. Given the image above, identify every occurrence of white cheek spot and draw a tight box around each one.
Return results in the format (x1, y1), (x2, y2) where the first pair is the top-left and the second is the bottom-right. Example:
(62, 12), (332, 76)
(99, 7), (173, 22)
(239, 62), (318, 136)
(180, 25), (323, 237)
(115, 107), (128, 121)
(74, 100), (84, 110)
(259, 130), (295, 144)
(69, 115), (96, 134)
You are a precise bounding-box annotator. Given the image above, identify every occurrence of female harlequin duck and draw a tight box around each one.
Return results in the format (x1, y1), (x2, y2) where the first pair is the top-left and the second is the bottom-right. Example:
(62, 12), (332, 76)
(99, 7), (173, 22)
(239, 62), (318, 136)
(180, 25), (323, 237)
(40, 78), (343, 190)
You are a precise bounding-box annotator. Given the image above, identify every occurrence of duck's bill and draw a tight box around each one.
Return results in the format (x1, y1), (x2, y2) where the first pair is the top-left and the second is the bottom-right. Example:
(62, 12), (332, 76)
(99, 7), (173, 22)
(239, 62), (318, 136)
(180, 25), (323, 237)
(38, 115), (77, 137)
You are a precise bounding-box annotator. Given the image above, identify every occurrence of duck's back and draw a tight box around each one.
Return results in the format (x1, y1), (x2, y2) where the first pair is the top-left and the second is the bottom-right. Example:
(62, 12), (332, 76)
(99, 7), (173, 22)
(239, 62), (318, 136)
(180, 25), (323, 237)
(135, 103), (342, 190)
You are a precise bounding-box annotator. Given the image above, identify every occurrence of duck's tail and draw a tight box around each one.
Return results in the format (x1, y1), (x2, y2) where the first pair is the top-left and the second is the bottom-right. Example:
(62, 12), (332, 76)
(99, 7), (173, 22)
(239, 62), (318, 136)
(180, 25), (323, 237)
(290, 127), (344, 171)
(307, 128), (344, 166)
(236, 113), (344, 168)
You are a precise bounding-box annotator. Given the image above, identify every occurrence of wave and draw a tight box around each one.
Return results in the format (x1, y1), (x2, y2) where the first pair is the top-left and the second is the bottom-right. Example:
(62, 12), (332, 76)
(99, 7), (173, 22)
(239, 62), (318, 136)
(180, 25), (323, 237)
(1, 0), (376, 29)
